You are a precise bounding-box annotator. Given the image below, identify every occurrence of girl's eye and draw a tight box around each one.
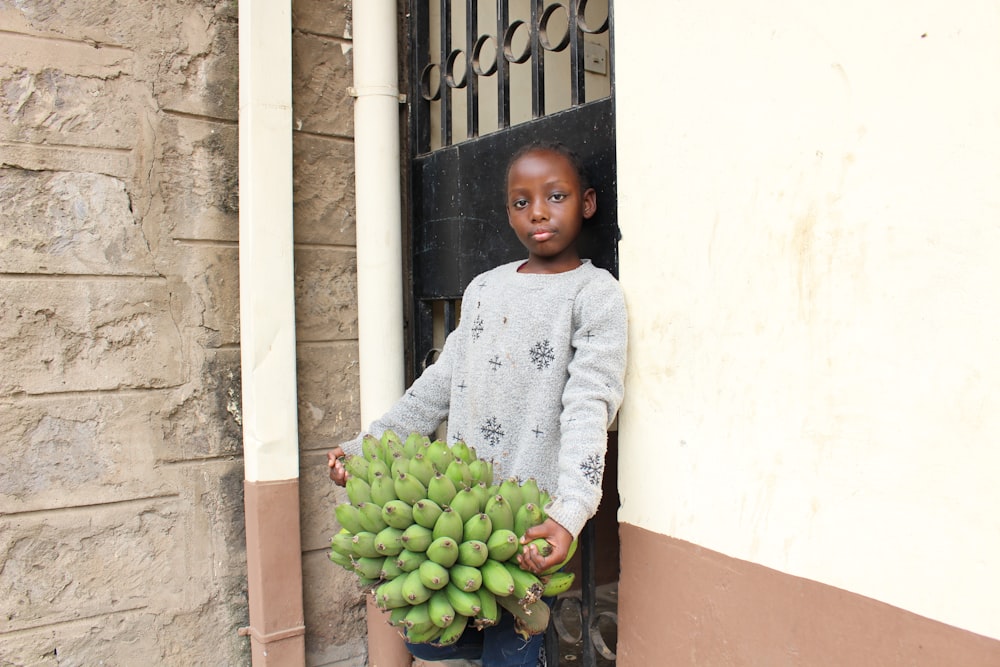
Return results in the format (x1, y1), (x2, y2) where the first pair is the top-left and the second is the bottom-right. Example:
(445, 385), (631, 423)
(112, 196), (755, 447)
(550, 192), (567, 202)
(512, 199), (528, 209)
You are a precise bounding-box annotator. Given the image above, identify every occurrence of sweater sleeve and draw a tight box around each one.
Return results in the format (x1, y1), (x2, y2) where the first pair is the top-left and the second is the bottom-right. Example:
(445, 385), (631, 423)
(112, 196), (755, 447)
(545, 273), (628, 537)
(338, 321), (461, 458)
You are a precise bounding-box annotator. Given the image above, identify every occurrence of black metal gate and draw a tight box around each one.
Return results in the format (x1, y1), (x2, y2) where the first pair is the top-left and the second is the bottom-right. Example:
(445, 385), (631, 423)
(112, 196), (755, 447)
(404, 1), (618, 664)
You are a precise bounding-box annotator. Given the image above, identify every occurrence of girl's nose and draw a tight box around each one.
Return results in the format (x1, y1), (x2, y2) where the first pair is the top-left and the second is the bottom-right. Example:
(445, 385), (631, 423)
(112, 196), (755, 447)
(530, 200), (548, 221)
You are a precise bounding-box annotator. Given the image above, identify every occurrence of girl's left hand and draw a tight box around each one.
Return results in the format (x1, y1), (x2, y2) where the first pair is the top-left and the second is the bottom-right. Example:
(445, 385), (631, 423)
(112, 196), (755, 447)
(517, 518), (573, 575)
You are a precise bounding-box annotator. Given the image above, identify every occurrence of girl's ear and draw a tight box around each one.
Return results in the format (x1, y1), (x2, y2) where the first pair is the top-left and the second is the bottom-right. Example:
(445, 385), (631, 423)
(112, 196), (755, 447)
(582, 188), (597, 219)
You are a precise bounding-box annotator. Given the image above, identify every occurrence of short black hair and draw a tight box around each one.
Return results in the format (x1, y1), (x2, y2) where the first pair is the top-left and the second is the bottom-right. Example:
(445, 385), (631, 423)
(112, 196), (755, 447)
(505, 140), (591, 192)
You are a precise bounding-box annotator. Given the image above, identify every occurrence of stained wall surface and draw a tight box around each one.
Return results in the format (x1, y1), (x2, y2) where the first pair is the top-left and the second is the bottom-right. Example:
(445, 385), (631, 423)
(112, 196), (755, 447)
(0, 1), (368, 665)
(614, 0), (1000, 658)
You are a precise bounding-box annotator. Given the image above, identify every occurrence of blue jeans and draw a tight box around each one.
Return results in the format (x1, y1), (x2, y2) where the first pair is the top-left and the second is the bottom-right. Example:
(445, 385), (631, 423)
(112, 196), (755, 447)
(406, 604), (548, 667)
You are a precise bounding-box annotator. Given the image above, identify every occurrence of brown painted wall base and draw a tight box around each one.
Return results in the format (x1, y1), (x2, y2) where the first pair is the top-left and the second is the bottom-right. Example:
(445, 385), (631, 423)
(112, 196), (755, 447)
(245, 479), (306, 665)
(618, 523), (1000, 666)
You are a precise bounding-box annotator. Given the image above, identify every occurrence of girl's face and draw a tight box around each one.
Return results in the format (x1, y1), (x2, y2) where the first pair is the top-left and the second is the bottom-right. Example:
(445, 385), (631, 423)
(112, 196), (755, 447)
(505, 149), (596, 274)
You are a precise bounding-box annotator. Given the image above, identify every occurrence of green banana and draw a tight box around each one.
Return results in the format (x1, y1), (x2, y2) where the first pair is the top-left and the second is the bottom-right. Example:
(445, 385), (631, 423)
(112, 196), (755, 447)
(427, 472), (458, 507)
(484, 494), (514, 533)
(328, 549), (353, 570)
(427, 589), (456, 628)
(444, 459), (473, 490)
(498, 477), (524, 513)
(330, 531), (356, 558)
(374, 526), (404, 556)
(434, 615), (467, 646)
(380, 555), (404, 580)
(395, 548), (428, 573)
(519, 477), (541, 506)
(456, 540), (489, 568)
(351, 531), (379, 559)
(380, 428), (402, 450)
(353, 556), (384, 580)
(400, 523), (433, 552)
(361, 434), (385, 464)
(469, 459), (494, 486)
(462, 513), (493, 543)
(451, 439), (476, 465)
(356, 502), (387, 533)
(431, 506), (464, 543)
(520, 537), (553, 561)
(470, 481), (490, 512)
(365, 456), (390, 485)
(345, 477), (372, 505)
(444, 582), (481, 617)
(407, 452), (436, 487)
(503, 561), (543, 605)
(513, 502), (546, 538)
(403, 431), (427, 459)
(412, 498), (443, 529)
(448, 563), (483, 592)
(374, 575), (408, 609)
(448, 487), (480, 524)
(403, 617), (442, 644)
(343, 454), (370, 481)
(474, 588), (500, 629)
(381, 499), (414, 530)
(485, 529), (519, 562)
(334, 503), (365, 535)
(497, 594), (551, 640)
(389, 606), (410, 627)
(389, 452), (410, 478)
(426, 439), (454, 472)
(479, 558), (516, 597)
(369, 471), (398, 507)
(393, 471), (427, 506)
(401, 569), (433, 605)
(403, 600), (432, 630)
(425, 536), (459, 568)
(417, 558), (451, 590)
(541, 571), (575, 597)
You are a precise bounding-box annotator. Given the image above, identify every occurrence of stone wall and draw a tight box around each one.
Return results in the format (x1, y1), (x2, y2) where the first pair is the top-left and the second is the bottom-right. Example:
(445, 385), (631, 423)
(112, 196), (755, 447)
(0, 1), (367, 665)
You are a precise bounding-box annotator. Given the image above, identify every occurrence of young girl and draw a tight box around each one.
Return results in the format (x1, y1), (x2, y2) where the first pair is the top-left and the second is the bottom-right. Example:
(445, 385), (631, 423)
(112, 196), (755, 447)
(328, 141), (627, 667)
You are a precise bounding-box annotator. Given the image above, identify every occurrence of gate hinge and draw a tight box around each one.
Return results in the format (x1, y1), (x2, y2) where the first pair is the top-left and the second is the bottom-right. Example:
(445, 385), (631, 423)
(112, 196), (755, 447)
(347, 86), (407, 104)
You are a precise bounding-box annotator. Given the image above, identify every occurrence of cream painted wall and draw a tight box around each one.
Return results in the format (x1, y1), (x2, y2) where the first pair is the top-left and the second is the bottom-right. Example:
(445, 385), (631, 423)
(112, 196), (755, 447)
(615, 0), (1000, 640)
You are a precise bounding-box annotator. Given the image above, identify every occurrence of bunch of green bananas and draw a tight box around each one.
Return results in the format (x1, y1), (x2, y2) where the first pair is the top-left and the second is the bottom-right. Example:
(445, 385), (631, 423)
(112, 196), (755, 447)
(329, 430), (578, 645)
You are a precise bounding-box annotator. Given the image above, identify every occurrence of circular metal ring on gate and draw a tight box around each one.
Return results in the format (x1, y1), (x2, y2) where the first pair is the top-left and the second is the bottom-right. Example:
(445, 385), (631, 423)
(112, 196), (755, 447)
(539, 3), (571, 52)
(502, 19), (532, 64)
(419, 63), (442, 101)
(421, 347), (441, 372)
(551, 596), (583, 645)
(444, 49), (467, 89)
(472, 34), (498, 76)
(576, 0), (610, 34)
(589, 610), (619, 661)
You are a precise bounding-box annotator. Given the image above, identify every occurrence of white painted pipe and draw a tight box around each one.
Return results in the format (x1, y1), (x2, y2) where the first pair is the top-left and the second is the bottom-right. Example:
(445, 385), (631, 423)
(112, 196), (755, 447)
(238, 0), (299, 482)
(352, 3), (410, 665)
(352, 0), (406, 425)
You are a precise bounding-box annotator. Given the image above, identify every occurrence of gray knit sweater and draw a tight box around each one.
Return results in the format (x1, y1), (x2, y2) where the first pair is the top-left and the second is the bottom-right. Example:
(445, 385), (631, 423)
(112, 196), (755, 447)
(341, 259), (627, 538)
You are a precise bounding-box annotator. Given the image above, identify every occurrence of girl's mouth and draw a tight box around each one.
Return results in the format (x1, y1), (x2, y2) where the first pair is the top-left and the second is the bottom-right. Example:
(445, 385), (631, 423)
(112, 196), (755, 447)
(531, 229), (555, 242)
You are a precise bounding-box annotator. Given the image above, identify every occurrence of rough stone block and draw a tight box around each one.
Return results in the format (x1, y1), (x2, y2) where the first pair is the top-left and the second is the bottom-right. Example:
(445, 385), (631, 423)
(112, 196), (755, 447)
(0, 279), (184, 395)
(157, 115), (238, 242)
(293, 0), (351, 38)
(296, 341), (360, 453)
(154, 9), (238, 120)
(0, 500), (182, 633)
(169, 245), (241, 347)
(0, 142), (132, 178)
(0, 169), (155, 275)
(293, 133), (357, 246)
(292, 32), (355, 138)
(0, 30), (132, 78)
(301, 548), (367, 667)
(0, 64), (138, 149)
(294, 246), (358, 341)
(0, 393), (172, 514)
(158, 348), (243, 463)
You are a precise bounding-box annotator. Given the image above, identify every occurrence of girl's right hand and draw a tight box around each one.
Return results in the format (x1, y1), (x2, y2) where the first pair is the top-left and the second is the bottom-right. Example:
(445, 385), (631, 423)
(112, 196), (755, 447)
(327, 446), (348, 486)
